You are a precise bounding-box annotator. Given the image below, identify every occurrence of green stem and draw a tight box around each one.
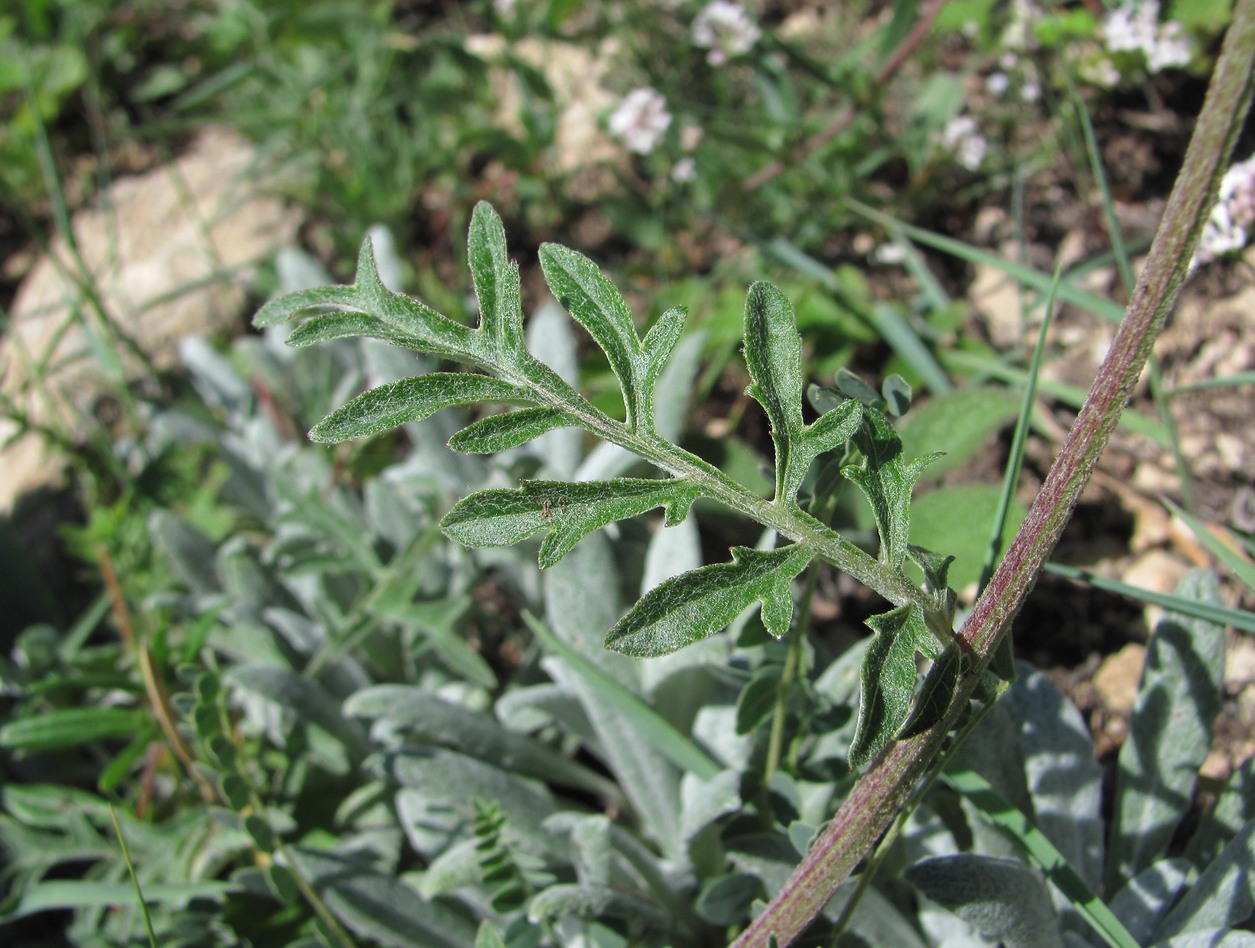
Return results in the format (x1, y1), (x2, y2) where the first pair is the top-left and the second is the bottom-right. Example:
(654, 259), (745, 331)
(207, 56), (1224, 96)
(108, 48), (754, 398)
(765, 567), (816, 780)
(731, 3), (1255, 943)
(500, 356), (947, 634)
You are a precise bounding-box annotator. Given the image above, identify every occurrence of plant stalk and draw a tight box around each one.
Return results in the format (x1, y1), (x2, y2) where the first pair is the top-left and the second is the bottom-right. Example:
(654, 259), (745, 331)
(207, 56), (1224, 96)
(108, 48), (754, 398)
(731, 2), (1255, 943)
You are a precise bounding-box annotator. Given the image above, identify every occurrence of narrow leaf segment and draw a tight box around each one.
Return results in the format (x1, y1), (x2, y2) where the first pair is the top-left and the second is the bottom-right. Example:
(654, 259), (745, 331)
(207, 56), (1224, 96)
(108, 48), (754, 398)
(744, 282), (865, 507)
(310, 374), (535, 444)
(848, 604), (931, 768)
(843, 408), (940, 570)
(441, 478), (705, 569)
(541, 244), (687, 434)
(605, 544), (815, 657)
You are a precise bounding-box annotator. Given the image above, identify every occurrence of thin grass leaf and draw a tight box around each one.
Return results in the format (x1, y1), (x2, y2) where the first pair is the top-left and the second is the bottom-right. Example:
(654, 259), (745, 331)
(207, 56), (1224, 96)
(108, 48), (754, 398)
(1043, 564), (1255, 634)
(847, 199), (1126, 323)
(979, 267), (1057, 609)
(942, 766), (1139, 948)
(763, 235), (951, 392)
(1162, 498), (1255, 593)
(108, 806), (157, 948)
(1066, 71), (1197, 514)
(0, 707), (149, 752)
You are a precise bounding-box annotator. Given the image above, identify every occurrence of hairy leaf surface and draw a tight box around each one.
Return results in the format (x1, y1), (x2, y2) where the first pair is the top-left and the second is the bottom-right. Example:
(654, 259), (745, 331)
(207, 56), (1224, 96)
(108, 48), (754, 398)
(448, 408), (571, 453)
(849, 604), (928, 768)
(844, 407), (940, 569)
(309, 374), (535, 443)
(605, 544), (815, 657)
(441, 478), (704, 569)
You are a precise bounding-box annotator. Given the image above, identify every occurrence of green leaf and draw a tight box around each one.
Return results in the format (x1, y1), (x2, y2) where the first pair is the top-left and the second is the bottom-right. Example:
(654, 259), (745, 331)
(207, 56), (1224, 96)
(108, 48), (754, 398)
(744, 282), (863, 507)
(897, 386), (1018, 480)
(605, 544), (815, 657)
(291, 845), (477, 948)
(257, 236), (476, 359)
(844, 406), (939, 570)
(0, 880), (234, 922)
(441, 477), (704, 569)
(911, 483), (1028, 591)
(524, 612), (721, 782)
(1108, 569), (1226, 889)
(744, 281), (806, 504)
(849, 605), (928, 768)
(343, 686), (622, 803)
(541, 242), (675, 432)
(468, 201), (526, 361)
(225, 666), (369, 763)
(899, 643), (962, 738)
(253, 284), (361, 328)
(475, 921), (509, 948)
(0, 707), (149, 751)
(904, 855), (1065, 948)
(309, 373), (535, 443)
(526, 882), (668, 932)
(285, 311), (421, 350)
(1154, 821), (1255, 942)
(448, 407), (571, 453)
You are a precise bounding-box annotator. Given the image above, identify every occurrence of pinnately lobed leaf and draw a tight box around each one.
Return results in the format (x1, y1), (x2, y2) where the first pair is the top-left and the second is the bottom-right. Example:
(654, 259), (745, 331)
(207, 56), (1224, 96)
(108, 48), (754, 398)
(440, 478), (705, 569)
(604, 544), (815, 657)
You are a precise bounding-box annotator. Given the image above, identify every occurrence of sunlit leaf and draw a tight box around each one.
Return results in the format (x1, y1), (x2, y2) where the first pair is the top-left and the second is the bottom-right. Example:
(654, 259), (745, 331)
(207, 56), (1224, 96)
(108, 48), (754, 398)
(606, 544), (815, 657)
(441, 478), (704, 568)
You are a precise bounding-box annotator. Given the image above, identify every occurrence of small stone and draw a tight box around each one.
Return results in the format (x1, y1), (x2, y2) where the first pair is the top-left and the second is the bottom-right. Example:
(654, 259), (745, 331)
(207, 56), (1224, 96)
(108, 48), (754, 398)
(1093, 643), (1146, 717)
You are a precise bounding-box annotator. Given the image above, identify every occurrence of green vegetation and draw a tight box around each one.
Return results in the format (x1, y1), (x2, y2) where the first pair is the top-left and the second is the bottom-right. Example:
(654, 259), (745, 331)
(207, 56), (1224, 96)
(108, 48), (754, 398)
(3, 2), (1254, 946)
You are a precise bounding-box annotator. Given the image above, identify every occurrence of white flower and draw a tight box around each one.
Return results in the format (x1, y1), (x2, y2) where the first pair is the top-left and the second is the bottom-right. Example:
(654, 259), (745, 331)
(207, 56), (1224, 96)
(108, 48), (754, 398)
(873, 242), (907, 265)
(1103, 2), (1193, 73)
(986, 72), (1010, 96)
(692, 1), (761, 66)
(1195, 155), (1255, 264)
(1105, 2), (1159, 54)
(609, 87), (672, 154)
(1000, 0), (1042, 52)
(493, 0), (516, 16)
(672, 157), (697, 183)
(941, 115), (988, 171)
(1147, 20), (1192, 71)
(680, 123), (705, 151)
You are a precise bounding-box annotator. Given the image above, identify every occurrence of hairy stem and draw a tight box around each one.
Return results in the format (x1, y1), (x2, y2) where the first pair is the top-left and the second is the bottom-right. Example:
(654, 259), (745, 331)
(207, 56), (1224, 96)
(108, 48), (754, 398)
(732, 2), (1255, 943)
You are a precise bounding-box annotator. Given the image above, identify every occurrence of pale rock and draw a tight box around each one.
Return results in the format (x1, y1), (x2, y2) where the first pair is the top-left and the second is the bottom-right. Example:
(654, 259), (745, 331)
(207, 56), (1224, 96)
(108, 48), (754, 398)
(1093, 642), (1146, 716)
(0, 127), (301, 512)
(465, 35), (624, 201)
(969, 253), (1026, 349)
(1122, 549), (1191, 628)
